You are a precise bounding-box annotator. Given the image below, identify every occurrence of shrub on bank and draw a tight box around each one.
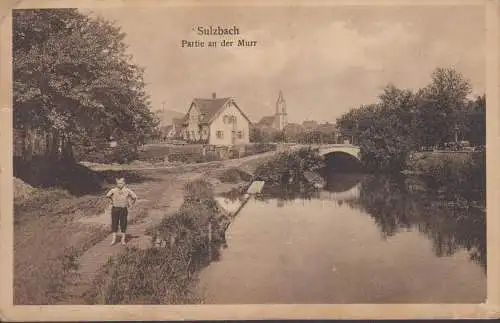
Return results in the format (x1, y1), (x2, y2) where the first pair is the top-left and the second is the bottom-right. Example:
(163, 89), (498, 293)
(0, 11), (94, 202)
(217, 167), (253, 183)
(417, 152), (485, 205)
(86, 246), (195, 304)
(404, 151), (485, 207)
(254, 147), (325, 185)
(75, 142), (139, 164)
(245, 143), (277, 155)
(184, 179), (215, 202)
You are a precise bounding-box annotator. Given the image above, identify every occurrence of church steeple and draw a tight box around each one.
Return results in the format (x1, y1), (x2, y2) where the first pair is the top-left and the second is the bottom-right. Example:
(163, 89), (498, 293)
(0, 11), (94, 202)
(275, 90), (287, 131)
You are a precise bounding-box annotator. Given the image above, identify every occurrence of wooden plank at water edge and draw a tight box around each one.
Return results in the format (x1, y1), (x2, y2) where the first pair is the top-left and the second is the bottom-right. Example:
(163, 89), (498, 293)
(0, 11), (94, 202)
(247, 181), (265, 194)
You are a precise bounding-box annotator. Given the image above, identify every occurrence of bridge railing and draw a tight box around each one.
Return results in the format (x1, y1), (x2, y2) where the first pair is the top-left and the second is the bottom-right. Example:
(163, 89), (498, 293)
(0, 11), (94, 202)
(303, 144), (360, 148)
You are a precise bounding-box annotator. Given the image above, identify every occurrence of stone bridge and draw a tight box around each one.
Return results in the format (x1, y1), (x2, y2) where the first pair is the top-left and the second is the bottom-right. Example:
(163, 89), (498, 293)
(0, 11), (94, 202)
(292, 144), (361, 161)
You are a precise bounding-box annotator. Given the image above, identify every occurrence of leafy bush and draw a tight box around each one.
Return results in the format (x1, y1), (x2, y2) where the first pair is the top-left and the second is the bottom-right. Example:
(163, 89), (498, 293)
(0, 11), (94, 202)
(358, 109), (413, 173)
(217, 167), (253, 183)
(417, 152), (485, 205)
(77, 144), (139, 164)
(254, 147), (325, 185)
(112, 144), (139, 164)
(184, 179), (214, 202)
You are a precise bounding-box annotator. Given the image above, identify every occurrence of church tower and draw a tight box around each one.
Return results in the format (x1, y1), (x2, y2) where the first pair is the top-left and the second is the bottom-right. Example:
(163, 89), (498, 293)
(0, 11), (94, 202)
(275, 90), (288, 131)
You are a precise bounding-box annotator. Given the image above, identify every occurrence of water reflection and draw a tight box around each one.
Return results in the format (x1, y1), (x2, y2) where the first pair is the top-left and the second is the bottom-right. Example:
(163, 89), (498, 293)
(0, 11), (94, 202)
(349, 175), (486, 271)
(229, 173), (486, 271)
(199, 172), (485, 304)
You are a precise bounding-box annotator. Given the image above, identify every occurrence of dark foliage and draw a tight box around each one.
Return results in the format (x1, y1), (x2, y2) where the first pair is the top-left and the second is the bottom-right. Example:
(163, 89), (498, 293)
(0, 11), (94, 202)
(336, 68), (485, 172)
(254, 147), (325, 185)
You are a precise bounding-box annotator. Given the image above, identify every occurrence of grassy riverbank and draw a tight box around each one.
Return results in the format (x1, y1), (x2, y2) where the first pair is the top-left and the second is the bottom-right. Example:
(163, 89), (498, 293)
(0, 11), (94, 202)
(14, 148), (278, 305)
(84, 179), (229, 304)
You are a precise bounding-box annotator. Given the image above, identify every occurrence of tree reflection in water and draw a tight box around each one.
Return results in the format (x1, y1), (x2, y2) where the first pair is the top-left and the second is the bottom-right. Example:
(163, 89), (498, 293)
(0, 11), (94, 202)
(349, 175), (486, 271)
(217, 171), (486, 271)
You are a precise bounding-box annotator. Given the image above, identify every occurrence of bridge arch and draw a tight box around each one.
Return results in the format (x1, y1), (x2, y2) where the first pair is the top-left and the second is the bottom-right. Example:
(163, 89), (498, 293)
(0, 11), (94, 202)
(317, 145), (361, 160)
(291, 144), (363, 171)
(315, 145), (363, 172)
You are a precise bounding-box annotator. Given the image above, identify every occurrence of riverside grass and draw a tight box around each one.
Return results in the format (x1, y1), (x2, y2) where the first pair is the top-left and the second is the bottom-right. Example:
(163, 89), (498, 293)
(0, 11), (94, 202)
(85, 179), (227, 304)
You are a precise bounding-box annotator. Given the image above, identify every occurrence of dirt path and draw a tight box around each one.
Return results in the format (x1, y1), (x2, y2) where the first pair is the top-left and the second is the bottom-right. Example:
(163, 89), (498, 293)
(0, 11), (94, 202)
(55, 151), (279, 304)
(57, 171), (203, 304)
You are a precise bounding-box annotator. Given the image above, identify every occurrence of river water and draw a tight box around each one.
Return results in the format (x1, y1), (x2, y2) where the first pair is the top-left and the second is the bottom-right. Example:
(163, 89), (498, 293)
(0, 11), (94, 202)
(196, 173), (486, 304)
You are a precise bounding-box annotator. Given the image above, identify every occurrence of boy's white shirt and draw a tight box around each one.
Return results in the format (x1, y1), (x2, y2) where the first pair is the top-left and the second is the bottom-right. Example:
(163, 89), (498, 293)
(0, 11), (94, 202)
(106, 186), (138, 207)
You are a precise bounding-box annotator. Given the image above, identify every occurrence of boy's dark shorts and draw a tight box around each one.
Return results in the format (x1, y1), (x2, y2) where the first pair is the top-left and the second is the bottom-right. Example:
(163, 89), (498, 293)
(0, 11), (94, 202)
(111, 206), (128, 233)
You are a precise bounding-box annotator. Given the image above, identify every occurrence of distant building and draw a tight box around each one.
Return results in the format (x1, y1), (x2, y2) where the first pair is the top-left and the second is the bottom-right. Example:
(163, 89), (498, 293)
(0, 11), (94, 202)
(180, 93), (252, 145)
(316, 122), (338, 134)
(256, 90), (288, 132)
(302, 120), (319, 131)
(159, 117), (185, 141)
(275, 90), (288, 131)
(283, 123), (304, 141)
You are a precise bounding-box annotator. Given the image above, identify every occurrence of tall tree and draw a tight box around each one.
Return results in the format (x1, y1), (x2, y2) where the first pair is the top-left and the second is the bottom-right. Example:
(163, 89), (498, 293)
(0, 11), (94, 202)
(416, 67), (472, 147)
(13, 9), (158, 162)
(337, 84), (417, 172)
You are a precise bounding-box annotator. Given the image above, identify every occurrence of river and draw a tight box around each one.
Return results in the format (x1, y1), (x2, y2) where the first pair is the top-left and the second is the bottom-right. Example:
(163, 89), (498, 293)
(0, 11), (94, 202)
(195, 173), (486, 304)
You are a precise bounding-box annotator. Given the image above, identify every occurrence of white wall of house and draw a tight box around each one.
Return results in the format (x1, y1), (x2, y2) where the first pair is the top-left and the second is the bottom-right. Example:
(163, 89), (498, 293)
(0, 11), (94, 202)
(208, 102), (250, 146)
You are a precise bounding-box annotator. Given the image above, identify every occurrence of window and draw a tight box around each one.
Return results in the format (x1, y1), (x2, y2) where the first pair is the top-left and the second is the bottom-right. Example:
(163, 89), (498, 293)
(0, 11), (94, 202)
(237, 131), (243, 139)
(223, 115), (236, 124)
(216, 131), (224, 139)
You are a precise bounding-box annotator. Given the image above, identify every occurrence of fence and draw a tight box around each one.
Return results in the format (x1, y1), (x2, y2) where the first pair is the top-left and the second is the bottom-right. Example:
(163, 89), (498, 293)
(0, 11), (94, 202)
(137, 143), (277, 164)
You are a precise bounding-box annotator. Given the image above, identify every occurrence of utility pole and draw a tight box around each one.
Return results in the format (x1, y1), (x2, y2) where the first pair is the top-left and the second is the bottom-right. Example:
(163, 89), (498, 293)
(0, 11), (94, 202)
(161, 101), (166, 125)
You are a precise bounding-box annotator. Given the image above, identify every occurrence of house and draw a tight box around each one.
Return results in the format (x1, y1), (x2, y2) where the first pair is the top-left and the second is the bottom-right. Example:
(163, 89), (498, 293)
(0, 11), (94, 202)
(255, 90), (288, 132)
(165, 117), (185, 140)
(257, 116), (276, 129)
(158, 117), (184, 141)
(180, 93), (252, 146)
(302, 120), (319, 131)
(316, 122), (338, 134)
(283, 123), (304, 142)
(159, 125), (174, 141)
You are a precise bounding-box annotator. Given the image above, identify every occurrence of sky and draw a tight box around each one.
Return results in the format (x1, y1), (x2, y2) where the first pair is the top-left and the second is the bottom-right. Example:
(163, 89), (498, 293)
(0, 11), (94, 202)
(88, 5), (485, 124)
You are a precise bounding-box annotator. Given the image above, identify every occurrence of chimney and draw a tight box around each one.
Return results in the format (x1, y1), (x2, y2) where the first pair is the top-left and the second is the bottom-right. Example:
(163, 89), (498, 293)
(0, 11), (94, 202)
(212, 92), (216, 99)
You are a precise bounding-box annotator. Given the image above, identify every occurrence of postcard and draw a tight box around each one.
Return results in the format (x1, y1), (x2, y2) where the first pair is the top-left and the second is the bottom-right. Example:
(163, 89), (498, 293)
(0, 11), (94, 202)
(1, 0), (499, 320)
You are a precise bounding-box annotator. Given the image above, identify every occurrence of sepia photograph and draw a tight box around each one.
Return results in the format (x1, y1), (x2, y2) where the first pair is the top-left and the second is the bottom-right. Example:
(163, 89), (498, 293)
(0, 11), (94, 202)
(1, 0), (499, 320)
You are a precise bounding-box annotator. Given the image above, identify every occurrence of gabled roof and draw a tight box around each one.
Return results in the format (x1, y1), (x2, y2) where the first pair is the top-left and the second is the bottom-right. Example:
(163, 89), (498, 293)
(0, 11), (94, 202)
(172, 117), (185, 126)
(186, 97), (252, 125)
(316, 122), (338, 133)
(162, 125), (174, 133)
(257, 115), (276, 126)
(193, 98), (230, 123)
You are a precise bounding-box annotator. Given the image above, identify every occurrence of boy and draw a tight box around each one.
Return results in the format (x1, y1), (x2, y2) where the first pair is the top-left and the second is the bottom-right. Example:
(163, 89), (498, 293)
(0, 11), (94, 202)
(106, 177), (137, 245)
